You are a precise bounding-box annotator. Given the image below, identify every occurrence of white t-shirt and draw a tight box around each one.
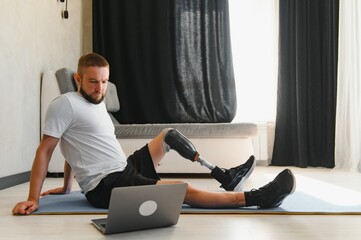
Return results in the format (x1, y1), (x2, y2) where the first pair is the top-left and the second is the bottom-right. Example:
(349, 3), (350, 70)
(43, 92), (127, 193)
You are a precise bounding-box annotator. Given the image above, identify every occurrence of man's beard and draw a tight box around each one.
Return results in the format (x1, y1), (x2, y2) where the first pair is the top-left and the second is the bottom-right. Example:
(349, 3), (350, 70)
(79, 87), (105, 104)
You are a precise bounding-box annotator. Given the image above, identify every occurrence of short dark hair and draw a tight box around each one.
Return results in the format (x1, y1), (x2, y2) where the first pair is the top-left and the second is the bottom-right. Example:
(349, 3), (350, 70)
(77, 53), (109, 76)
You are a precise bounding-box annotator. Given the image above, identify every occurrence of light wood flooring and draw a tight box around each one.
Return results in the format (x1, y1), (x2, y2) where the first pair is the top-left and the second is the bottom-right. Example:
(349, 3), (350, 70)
(1, 166), (361, 240)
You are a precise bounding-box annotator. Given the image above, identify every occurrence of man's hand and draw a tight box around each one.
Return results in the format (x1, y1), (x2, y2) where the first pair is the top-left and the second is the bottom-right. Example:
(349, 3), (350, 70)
(41, 187), (71, 196)
(12, 200), (39, 215)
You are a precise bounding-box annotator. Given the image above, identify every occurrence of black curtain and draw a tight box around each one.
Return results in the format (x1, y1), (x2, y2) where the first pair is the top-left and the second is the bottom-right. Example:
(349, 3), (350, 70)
(93, 0), (236, 124)
(272, 0), (339, 168)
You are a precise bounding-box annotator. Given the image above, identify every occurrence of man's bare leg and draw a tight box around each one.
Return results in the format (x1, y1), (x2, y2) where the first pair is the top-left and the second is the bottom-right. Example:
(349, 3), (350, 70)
(147, 133), (167, 168)
(157, 180), (246, 208)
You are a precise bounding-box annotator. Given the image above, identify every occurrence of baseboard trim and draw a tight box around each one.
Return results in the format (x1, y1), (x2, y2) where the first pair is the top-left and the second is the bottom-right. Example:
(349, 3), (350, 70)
(46, 172), (64, 178)
(0, 171), (31, 190)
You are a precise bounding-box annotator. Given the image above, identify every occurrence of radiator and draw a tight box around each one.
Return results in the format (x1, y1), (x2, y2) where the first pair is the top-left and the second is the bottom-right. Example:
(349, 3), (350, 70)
(252, 122), (275, 165)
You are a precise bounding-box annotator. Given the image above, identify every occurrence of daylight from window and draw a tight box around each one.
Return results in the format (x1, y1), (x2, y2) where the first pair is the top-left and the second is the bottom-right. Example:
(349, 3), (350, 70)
(229, 0), (278, 123)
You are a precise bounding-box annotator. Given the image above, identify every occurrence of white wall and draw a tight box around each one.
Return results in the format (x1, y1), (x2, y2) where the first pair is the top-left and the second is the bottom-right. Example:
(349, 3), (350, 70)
(0, 0), (84, 178)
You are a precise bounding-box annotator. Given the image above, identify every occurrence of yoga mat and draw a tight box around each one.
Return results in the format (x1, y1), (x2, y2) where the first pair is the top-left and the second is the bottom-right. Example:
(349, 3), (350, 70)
(32, 190), (361, 215)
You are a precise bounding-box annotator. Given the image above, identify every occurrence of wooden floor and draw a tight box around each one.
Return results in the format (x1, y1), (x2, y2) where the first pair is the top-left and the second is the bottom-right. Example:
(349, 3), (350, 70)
(2, 166), (361, 240)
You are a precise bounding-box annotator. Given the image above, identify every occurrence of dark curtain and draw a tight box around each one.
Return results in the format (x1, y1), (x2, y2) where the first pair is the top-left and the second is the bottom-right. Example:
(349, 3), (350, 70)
(93, 0), (236, 124)
(272, 0), (339, 168)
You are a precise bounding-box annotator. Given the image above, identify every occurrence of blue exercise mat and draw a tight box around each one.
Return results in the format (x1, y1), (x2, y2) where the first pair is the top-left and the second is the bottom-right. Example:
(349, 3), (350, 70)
(32, 190), (361, 215)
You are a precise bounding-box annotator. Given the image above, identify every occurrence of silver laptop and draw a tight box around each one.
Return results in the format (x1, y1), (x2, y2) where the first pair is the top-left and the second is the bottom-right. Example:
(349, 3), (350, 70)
(91, 183), (187, 235)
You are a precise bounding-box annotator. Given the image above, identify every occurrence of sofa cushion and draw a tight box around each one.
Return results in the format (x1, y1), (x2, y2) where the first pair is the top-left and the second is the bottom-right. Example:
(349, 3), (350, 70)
(104, 82), (120, 112)
(115, 123), (258, 139)
(55, 68), (77, 94)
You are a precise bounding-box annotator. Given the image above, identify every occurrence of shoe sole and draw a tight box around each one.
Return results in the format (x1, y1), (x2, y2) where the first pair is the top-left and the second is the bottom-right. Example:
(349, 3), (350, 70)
(232, 157), (256, 192)
(288, 169), (296, 194)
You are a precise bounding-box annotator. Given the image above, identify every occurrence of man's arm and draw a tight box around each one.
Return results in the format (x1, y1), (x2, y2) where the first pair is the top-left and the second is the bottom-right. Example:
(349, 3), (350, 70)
(12, 135), (59, 215)
(63, 160), (75, 192)
(40, 160), (75, 196)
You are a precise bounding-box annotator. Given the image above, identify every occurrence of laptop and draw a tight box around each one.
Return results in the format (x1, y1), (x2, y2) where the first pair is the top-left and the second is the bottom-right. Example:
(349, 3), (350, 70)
(91, 183), (187, 235)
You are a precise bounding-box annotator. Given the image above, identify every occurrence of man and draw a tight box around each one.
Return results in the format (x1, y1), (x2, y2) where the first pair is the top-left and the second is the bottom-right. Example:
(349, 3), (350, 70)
(12, 53), (295, 214)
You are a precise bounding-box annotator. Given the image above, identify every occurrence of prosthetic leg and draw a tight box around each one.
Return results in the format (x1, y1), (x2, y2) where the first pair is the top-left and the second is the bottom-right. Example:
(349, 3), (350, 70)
(162, 128), (233, 186)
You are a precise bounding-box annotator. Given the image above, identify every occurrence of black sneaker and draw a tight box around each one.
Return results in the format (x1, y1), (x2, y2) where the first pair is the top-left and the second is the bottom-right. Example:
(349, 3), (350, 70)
(248, 169), (296, 209)
(221, 155), (256, 191)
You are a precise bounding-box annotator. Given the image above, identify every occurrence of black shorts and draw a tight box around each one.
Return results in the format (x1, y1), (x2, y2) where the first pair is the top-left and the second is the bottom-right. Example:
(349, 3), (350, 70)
(85, 144), (160, 208)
